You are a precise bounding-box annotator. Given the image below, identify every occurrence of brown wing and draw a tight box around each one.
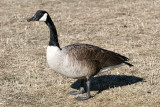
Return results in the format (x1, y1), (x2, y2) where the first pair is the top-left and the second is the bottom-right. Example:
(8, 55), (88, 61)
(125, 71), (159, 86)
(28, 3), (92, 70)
(62, 43), (132, 68)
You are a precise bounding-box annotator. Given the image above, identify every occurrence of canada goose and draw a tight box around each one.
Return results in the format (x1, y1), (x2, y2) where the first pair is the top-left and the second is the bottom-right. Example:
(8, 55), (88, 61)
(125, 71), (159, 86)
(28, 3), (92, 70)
(27, 10), (133, 101)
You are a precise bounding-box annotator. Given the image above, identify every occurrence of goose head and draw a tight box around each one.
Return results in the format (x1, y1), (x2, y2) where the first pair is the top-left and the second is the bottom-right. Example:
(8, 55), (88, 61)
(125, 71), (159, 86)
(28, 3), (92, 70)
(27, 10), (48, 22)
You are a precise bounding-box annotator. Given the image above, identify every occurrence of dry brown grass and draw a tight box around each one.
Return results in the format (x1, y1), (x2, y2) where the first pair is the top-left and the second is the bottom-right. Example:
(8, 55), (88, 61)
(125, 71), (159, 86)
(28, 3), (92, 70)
(0, 0), (160, 106)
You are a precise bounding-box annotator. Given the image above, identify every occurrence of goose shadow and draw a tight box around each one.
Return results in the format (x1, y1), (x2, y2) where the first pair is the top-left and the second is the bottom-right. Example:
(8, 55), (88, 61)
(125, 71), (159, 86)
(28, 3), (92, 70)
(71, 75), (143, 94)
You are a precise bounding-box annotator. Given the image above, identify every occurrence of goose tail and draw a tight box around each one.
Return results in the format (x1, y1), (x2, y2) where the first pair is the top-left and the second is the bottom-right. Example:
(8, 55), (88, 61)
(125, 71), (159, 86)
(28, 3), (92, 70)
(124, 61), (133, 67)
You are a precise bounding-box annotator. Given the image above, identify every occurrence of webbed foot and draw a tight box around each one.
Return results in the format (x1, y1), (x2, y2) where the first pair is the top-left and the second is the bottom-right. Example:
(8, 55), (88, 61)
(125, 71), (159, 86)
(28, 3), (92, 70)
(75, 96), (91, 101)
(75, 78), (91, 101)
(69, 87), (85, 95)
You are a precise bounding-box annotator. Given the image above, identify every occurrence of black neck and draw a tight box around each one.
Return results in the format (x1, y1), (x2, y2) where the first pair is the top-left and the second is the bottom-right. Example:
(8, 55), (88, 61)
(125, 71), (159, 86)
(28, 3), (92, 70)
(45, 15), (60, 48)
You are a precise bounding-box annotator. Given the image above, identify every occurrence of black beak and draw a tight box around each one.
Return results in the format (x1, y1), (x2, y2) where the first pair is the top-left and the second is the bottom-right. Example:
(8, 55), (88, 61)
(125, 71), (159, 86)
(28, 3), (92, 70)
(27, 15), (37, 22)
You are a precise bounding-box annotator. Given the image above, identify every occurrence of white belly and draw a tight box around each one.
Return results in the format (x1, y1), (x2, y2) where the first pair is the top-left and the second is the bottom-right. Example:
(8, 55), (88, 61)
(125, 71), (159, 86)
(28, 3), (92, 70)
(46, 46), (88, 79)
(46, 46), (61, 71)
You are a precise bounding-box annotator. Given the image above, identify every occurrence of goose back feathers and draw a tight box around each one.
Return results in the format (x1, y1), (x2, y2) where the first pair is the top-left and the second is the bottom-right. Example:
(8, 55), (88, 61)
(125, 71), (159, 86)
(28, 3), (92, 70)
(47, 43), (132, 79)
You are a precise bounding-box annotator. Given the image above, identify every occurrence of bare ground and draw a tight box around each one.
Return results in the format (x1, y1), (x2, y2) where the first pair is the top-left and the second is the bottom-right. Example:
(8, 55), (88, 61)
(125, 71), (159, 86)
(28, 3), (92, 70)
(0, 0), (160, 106)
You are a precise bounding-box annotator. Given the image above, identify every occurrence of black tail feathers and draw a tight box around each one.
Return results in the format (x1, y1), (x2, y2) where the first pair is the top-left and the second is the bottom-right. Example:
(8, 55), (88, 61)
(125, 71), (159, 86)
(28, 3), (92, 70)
(124, 62), (133, 67)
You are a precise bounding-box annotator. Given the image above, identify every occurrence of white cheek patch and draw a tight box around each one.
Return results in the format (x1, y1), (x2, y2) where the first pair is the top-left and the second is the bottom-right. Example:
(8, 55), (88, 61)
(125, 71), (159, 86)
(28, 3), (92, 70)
(39, 13), (48, 22)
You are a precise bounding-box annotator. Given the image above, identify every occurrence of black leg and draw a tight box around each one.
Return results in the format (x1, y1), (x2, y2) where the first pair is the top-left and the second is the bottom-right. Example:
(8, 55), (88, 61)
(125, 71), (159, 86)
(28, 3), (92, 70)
(75, 78), (91, 101)
(69, 79), (85, 95)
